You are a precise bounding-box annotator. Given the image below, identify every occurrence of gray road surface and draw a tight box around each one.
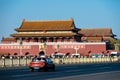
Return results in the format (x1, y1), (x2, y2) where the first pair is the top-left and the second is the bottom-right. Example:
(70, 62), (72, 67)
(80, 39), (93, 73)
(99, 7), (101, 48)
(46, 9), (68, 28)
(0, 62), (120, 80)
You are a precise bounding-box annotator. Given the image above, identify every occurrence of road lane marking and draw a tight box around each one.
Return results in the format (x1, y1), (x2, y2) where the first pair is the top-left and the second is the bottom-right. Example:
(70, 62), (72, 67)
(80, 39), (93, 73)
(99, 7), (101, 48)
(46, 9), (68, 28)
(12, 73), (40, 77)
(65, 69), (83, 72)
(100, 67), (111, 69)
(46, 70), (120, 80)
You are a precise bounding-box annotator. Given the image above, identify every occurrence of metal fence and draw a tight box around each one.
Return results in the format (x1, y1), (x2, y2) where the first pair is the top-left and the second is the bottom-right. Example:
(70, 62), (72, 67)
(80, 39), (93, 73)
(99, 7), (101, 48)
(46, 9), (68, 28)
(0, 56), (119, 67)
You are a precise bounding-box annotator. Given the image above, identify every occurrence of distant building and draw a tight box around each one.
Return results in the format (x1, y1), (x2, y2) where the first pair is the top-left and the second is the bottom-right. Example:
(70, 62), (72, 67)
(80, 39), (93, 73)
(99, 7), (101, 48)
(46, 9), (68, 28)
(79, 28), (115, 42)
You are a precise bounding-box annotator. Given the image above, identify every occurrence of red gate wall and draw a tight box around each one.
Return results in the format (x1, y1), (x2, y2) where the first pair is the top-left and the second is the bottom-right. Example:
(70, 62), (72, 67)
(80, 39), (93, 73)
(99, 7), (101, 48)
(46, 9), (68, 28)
(0, 42), (106, 56)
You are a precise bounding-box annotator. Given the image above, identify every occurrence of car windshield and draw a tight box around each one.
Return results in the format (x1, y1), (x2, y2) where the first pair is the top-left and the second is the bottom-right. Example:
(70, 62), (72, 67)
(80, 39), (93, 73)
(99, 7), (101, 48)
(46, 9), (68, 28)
(46, 58), (52, 62)
(32, 58), (46, 62)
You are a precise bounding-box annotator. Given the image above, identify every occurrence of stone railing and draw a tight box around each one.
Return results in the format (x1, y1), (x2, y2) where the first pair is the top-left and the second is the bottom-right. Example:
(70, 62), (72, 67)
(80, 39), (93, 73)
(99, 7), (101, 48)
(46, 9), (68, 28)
(0, 56), (32, 67)
(51, 57), (119, 64)
(0, 57), (119, 67)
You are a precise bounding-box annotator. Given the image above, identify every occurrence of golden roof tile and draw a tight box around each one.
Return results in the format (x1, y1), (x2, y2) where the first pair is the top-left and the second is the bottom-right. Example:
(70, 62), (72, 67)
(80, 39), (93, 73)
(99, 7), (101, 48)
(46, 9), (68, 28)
(15, 18), (75, 31)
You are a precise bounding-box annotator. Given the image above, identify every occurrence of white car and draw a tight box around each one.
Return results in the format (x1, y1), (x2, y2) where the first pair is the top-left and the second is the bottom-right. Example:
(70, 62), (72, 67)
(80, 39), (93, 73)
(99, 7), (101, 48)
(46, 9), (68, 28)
(51, 53), (65, 58)
(110, 52), (120, 57)
(71, 53), (80, 58)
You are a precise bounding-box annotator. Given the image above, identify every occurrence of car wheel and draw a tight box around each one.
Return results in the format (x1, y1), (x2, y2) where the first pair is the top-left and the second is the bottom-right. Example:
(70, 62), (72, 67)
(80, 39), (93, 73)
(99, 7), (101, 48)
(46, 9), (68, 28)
(52, 67), (55, 71)
(38, 69), (40, 72)
(45, 67), (48, 72)
(31, 69), (34, 72)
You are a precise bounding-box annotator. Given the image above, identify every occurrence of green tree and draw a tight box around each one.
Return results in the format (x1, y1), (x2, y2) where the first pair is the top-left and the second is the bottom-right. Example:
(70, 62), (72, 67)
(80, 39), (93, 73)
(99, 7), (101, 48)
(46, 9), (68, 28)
(116, 39), (120, 50)
(108, 39), (120, 50)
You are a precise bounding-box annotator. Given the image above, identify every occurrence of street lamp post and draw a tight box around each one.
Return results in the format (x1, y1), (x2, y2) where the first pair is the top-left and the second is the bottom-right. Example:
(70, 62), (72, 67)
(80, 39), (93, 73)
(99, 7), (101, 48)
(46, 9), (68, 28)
(74, 47), (79, 55)
(44, 42), (47, 55)
(19, 40), (23, 56)
(56, 43), (59, 52)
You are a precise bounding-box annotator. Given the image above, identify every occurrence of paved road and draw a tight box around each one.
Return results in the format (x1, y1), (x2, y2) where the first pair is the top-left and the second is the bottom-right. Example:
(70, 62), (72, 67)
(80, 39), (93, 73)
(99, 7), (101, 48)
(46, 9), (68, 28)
(0, 62), (120, 80)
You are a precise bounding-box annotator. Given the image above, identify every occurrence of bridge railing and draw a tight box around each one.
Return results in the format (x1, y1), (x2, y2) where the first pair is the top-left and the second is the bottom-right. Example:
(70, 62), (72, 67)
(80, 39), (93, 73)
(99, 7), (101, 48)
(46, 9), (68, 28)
(0, 57), (119, 67)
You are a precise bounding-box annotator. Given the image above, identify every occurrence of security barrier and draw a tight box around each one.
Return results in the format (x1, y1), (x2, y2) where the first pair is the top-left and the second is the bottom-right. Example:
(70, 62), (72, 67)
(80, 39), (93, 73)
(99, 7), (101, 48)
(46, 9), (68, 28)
(0, 57), (119, 67)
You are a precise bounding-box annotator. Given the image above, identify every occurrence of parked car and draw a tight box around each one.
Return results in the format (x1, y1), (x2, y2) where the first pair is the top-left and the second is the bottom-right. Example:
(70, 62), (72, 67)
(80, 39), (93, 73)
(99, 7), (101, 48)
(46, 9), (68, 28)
(71, 53), (80, 58)
(110, 52), (120, 57)
(50, 53), (65, 58)
(91, 53), (104, 58)
(29, 56), (55, 72)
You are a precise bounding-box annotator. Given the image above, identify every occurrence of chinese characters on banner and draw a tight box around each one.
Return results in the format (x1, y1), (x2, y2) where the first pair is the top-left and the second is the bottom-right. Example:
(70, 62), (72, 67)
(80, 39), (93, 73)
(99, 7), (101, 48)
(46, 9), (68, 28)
(53, 45), (85, 49)
(0, 45), (31, 49)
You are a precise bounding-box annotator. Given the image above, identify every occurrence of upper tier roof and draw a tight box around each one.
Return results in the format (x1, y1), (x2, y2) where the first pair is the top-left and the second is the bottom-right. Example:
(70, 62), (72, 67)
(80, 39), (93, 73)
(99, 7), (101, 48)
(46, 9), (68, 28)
(15, 18), (76, 31)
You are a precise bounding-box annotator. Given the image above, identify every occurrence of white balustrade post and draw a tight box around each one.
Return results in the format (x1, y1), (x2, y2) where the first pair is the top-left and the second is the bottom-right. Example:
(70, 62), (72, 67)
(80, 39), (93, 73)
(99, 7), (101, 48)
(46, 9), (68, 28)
(2, 57), (5, 67)
(10, 56), (13, 67)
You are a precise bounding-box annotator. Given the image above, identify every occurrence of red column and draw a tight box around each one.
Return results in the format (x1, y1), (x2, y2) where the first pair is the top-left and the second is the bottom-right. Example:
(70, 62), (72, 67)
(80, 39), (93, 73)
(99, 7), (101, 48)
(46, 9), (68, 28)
(62, 37), (65, 42)
(73, 37), (76, 42)
(67, 37), (70, 42)
(28, 38), (31, 42)
(60, 37), (62, 42)
(38, 38), (42, 42)
(25, 38), (29, 42)
(31, 38), (35, 42)
(47, 38), (50, 42)
(64, 37), (69, 42)
(14, 38), (17, 42)
(54, 38), (57, 42)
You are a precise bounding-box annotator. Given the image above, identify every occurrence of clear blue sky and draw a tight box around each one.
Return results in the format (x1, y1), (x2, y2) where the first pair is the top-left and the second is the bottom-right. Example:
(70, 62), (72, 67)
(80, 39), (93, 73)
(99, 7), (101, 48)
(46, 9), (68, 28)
(0, 0), (120, 40)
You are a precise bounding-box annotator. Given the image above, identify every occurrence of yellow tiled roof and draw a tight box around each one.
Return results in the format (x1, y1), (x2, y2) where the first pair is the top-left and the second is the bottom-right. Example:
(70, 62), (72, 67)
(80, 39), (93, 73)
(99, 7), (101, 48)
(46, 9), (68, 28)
(15, 18), (75, 31)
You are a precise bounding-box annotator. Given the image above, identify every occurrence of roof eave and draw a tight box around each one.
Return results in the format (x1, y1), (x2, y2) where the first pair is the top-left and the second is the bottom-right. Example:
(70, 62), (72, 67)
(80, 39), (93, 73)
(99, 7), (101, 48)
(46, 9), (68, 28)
(14, 29), (74, 32)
